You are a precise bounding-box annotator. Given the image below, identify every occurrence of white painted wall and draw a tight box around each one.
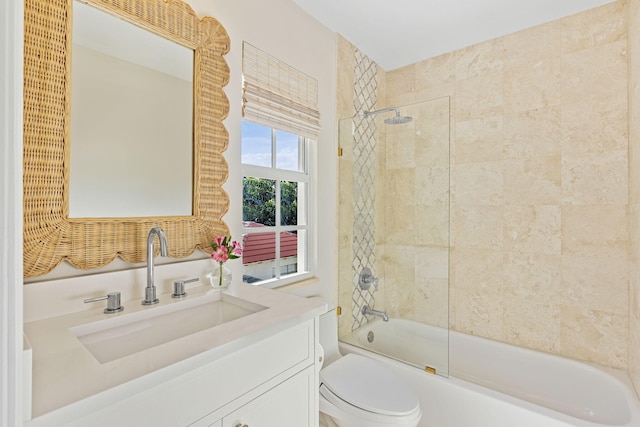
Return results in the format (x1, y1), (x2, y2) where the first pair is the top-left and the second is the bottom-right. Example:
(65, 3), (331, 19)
(1, 0), (24, 424)
(184, 0), (338, 302)
(10, 1), (337, 421)
(24, 0), (338, 303)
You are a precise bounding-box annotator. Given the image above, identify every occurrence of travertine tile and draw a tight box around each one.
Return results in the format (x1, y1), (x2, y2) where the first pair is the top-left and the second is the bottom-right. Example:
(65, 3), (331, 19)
(629, 0), (640, 392)
(560, 39), (628, 103)
(415, 129), (450, 169)
(559, 306), (628, 368)
(455, 116), (503, 164)
(562, 205), (628, 259)
(504, 21), (561, 68)
(381, 245), (417, 291)
(384, 167), (415, 202)
(503, 205), (562, 255)
(454, 206), (504, 250)
(377, 64), (387, 110)
(503, 106), (561, 159)
(561, 150), (628, 205)
(455, 38), (504, 80)
(503, 156), (562, 205)
(454, 288), (505, 342)
(392, 278), (446, 325)
(455, 71), (504, 121)
(336, 0), (632, 370)
(504, 58), (561, 114)
(415, 205), (450, 247)
(561, 255), (629, 314)
(448, 286), (458, 330)
(415, 51), (455, 91)
(630, 317), (640, 394)
(631, 252), (640, 320)
(416, 247), (449, 280)
(337, 35), (356, 118)
(415, 97), (450, 167)
(386, 64), (415, 100)
(385, 125), (416, 169)
(561, 95), (628, 155)
(409, 85), (455, 108)
(454, 162), (503, 206)
(454, 248), (503, 293)
(503, 298), (562, 353)
(415, 166), (449, 206)
(503, 252), (562, 303)
(385, 200), (416, 245)
(411, 278), (449, 328)
(561, 0), (628, 53)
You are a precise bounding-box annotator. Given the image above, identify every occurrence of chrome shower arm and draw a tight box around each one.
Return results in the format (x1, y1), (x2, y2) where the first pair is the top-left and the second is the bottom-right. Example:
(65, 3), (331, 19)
(363, 107), (399, 117)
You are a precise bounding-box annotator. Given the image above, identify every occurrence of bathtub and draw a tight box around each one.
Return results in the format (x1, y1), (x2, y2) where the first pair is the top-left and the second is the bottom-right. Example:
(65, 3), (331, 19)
(339, 319), (640, 427)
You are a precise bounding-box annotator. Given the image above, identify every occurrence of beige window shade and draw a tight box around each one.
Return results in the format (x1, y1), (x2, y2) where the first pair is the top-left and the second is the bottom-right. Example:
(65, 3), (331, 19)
(242, 42), (320, 139)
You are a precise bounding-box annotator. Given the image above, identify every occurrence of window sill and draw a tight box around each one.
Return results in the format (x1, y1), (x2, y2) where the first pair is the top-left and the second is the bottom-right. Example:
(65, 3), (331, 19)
(249, 272), (317, 290)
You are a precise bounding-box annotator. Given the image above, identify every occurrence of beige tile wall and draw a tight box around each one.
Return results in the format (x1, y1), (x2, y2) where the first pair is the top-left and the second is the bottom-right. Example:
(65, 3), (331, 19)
(337, 1), (632, 369)
(385, 0), (629, 368)
(336, 35), (389, 338)
(381, 98), (451, 329)
(628, 0), (640, 395)
(337, 36), (450, 337)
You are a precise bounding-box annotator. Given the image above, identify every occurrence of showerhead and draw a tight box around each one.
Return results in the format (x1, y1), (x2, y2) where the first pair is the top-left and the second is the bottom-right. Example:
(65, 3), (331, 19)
(384, 112), (413, 125)
(363, 107), (413, 125)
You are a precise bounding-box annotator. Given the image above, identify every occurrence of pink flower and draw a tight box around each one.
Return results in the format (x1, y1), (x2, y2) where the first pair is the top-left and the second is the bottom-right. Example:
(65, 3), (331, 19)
(211, 246), (229, 263)
(210, 235), (242, 263)
(231, 240), (243, 256)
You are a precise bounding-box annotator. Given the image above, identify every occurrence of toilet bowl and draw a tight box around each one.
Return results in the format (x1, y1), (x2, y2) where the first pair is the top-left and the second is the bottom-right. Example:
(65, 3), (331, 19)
(318, 306), (422, 427)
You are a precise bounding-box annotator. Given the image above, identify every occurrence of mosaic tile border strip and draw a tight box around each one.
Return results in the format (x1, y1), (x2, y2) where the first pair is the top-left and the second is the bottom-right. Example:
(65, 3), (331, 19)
(351, 49), (378, 330)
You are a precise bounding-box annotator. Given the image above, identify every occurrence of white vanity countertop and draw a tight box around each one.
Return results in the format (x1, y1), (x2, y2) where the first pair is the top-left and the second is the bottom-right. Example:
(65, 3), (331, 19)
(24, 283), (326, 420)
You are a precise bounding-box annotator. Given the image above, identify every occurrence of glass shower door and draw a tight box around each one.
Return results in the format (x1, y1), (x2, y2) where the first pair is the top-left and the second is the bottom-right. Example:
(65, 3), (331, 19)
(337, 97), (451, 376)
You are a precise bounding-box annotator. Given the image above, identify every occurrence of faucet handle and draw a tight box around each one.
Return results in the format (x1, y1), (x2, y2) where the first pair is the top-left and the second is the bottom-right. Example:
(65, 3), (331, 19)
(84, 292), (124, 314)
(358, 267), (379, 291)
(171, 277), (199, 298)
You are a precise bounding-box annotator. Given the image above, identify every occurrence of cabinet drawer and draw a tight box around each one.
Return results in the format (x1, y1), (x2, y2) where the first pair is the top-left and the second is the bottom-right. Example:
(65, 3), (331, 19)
(222, 366), (314, 427)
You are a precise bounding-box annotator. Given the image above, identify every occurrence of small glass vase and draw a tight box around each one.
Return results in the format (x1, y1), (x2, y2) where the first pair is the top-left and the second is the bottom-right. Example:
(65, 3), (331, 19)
(208, 263), (232, 288)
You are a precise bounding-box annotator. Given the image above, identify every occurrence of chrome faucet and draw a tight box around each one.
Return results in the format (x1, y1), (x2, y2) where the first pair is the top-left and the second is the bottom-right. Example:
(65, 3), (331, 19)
(142, 226), (168, 305)
(362, 305), (389, 322)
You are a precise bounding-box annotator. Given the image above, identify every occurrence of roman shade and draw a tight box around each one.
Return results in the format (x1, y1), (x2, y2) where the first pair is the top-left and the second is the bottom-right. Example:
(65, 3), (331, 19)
(242, 42), (320, 139)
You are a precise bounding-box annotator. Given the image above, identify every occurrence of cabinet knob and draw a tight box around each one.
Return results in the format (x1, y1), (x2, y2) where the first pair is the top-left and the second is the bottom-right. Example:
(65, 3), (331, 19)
(235, 424), (248, 427)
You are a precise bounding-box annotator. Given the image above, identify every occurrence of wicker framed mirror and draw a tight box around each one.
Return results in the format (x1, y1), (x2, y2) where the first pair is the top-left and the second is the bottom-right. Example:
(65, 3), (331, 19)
(23, 0), (231, 278)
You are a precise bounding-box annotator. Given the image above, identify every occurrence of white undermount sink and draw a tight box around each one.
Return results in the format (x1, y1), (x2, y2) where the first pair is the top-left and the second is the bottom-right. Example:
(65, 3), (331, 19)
(70, 292), (267, 364)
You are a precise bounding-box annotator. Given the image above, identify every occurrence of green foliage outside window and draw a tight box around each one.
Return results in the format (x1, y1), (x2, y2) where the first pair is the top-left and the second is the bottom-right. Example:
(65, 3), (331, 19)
(243, 178), (298, 226)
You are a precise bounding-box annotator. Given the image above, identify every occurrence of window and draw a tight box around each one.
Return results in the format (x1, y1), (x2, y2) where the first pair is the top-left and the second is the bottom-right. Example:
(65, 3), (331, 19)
(241, 42), (319, 287)
(241, 120), (311, 287)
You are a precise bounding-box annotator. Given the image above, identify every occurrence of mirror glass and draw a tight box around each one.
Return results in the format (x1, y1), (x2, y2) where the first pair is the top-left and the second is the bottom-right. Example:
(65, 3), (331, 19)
(69, 1), (194, 218)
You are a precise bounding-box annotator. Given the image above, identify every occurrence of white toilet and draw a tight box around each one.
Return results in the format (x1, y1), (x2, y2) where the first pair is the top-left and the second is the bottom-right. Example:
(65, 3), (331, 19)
(318, 306), (422, 427)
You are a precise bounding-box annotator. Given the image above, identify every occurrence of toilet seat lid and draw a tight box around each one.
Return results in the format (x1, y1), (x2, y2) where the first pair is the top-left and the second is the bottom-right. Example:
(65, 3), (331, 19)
(320, 353), (420, 416)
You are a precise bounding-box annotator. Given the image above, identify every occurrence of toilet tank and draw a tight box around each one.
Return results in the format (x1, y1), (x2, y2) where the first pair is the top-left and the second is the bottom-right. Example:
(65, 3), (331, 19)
(319, 307), (342, 365)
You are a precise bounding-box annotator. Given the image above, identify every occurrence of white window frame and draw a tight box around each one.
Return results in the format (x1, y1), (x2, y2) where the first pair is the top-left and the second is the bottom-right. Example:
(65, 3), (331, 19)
(241, 121), (314, 288)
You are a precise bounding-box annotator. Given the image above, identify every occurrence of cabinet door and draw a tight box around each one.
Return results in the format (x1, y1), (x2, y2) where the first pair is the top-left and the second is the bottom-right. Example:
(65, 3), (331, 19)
(223, 366), (314, 427)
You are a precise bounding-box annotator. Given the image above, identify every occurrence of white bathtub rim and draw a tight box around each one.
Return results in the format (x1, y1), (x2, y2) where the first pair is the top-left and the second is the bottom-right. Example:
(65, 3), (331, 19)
(340, 321), (640, 427)
(339, 341), (640, 427)
(449, 329), (638, 425)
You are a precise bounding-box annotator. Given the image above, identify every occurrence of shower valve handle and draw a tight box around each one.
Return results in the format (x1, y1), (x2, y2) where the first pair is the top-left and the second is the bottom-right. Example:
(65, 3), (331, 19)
(358, 267), (379, 291)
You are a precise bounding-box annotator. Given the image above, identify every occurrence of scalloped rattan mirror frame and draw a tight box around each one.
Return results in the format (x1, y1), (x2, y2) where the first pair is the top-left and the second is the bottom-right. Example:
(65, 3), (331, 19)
(23, 0), (231, 278)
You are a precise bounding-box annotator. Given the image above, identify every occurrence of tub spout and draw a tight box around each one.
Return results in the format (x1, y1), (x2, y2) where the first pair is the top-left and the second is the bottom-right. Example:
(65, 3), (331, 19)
(362, 305), (389, 322)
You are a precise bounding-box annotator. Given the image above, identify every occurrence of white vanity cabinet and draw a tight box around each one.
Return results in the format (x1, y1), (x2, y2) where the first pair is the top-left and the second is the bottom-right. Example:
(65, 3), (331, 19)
(26, 316), (320, 427)
(217, 365), (314, 427)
